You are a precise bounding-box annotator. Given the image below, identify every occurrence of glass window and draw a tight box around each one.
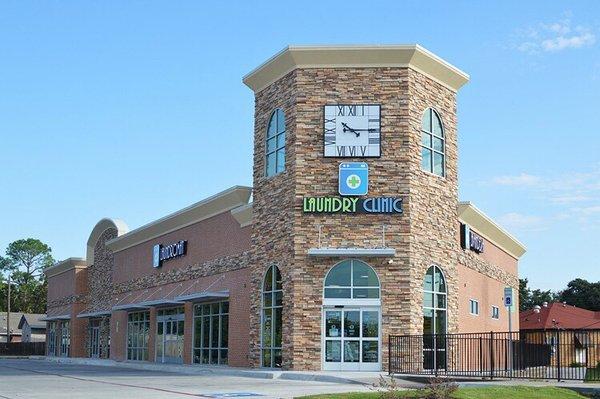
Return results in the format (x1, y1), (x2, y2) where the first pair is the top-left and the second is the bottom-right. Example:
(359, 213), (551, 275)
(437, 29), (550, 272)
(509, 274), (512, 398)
(470, 299), (480, 315)
(47, 321), (57, 356)
(261, 265), (283, 368)
(324, 260), (380, 299)
(420, 108), (445, 177)
(423, 266), (447, 370)
(193, 301), (229, 365)
(59, 321), (70, 357)
(491, 306), (500, 320)
(127, 311), (150, 361)
(265, 108), (286, 177)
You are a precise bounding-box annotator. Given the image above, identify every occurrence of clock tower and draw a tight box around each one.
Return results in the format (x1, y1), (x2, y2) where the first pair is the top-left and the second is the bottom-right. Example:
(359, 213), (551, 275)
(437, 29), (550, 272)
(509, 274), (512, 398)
(244, 45), (469, 370)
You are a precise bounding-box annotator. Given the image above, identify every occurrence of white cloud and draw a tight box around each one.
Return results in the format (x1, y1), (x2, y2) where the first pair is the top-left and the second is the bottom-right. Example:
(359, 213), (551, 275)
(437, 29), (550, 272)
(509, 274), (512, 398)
(492, 173), (541, 187)
(497, 212), (546, 232)
(513, 17), (596, 54)
(550, 195), (591, 204)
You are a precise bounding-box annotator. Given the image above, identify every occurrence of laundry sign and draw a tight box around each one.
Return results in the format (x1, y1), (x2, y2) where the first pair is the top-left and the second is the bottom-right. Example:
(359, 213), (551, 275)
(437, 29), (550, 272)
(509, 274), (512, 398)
(152, 240), (187, 268)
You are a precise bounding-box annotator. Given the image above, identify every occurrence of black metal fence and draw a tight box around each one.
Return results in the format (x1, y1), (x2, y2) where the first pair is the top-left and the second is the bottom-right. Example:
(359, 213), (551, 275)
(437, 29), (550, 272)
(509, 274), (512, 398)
(0, 342), (46, 356)
(389, 330), (600, 381)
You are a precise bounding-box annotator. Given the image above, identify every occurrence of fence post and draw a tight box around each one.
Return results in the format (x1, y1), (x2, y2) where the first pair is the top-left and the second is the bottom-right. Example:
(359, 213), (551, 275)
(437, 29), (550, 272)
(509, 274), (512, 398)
(556, 331), (561, 382)
(479, 337), (483, 376)
(490, 331), (495, 380)
(388, 336), (392, 375)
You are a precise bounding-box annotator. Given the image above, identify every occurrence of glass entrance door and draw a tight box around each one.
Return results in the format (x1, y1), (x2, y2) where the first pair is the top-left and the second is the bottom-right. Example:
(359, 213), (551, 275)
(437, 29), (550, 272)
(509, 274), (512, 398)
(90, 325), (100, 358)
(156, 308), (184, 364)
(323, 307), (380, 371)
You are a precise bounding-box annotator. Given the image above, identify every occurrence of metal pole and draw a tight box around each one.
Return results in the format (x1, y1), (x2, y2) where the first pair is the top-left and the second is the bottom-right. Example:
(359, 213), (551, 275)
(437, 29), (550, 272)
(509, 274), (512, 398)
(508, 304), (513, 378)
(6, 274), (11, 343)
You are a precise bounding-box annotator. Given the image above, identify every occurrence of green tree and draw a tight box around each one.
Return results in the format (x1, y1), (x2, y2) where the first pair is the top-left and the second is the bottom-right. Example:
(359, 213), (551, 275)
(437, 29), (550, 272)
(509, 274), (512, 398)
(0, 238), (54, 313)
(519, 278), (557, 311)
(558, 279), (600, 311)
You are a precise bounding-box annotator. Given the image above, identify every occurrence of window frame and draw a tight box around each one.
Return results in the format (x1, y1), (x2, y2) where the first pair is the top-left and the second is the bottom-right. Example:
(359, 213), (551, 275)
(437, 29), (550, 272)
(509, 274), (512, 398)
(491, 305), (500, 320)
(323, 259), (381, 301)
(127, 311), (150, 362)
(420, 108), (445, 177)
(261, 265), (283, 368)
(469, 299), (480, 316)
(265, 108), (286, 177)
(423, 265), (448, 336)
(192, 300), (229, 365)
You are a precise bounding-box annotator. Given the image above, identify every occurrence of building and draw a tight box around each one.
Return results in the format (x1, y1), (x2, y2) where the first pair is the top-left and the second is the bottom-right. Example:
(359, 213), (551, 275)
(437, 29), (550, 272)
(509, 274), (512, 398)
(521, 302), (600, 367)
(1, 312), (46, 343)
(44, 45), (526, 371)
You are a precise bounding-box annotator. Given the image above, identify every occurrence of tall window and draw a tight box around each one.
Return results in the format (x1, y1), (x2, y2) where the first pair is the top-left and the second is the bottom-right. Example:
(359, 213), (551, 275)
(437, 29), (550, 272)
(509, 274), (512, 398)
(261, 265), (282, 368)
(324, 259), (380, 299)
(127, 311), (150, 361)
(193, 301), (229, 365)
(423, 265), (447, 369)
(265, 109), (286, 177)
(47, 321), (57, 356)
(60, 321), (70, 357)
(421, 108), (445, 177)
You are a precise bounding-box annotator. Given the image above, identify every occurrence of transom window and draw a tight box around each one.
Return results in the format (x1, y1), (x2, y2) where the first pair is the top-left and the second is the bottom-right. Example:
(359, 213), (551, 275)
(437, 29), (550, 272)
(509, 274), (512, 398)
(261, 265), (282, 368)
(324, 260), (380, 299)
(265, 108), (286, 177)
(421, 108), (445, 177)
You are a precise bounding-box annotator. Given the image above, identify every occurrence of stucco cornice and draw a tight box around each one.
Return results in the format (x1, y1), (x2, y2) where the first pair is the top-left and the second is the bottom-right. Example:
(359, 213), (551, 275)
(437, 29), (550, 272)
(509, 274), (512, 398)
(44, 257), (87, 278)
(458, 201), (527, 260)
(106, 186), (252, 253)
(243, 45), (470, 93)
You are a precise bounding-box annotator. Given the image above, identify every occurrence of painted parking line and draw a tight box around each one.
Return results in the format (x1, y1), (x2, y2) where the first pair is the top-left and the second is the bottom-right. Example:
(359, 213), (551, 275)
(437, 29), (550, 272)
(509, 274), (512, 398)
(204, 394), (264, 398)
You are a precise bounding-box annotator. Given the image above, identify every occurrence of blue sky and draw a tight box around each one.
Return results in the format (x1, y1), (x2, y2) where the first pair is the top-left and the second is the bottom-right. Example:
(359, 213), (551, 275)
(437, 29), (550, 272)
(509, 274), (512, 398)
(0, 1), (598, 291)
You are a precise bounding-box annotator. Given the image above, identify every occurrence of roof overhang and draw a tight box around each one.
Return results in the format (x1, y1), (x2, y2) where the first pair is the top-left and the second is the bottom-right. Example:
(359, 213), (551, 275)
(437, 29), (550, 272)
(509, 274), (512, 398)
(308, 248), (396, 257)
(231, 203), (253, 227)
(40, 314), (71, 321)
(44, 258), (87, 278)
(458, 201), (527, 260)
(112, 304), (150, 311)
(137, 299), (184, 307)
(174, 290), (230, 303)
(76, 310), (112, 318)
(106, 186), (252, 253)
(243, 45), (469, 93)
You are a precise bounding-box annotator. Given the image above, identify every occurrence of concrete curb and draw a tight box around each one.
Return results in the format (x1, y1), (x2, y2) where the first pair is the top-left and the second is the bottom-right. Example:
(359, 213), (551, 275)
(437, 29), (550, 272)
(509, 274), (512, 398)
(278, 372), (367, 385)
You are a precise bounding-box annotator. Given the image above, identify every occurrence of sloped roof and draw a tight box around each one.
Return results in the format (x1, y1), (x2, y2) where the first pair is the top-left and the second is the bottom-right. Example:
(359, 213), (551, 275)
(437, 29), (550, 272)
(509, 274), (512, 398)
(0, 312), (46, 336)
(520, 302), (600, 330)
(18, 313), (47, 330)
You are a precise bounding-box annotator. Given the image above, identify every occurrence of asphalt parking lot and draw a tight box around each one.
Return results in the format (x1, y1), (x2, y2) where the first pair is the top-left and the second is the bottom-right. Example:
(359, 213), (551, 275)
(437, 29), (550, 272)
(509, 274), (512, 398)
(0, 359), (370, 399)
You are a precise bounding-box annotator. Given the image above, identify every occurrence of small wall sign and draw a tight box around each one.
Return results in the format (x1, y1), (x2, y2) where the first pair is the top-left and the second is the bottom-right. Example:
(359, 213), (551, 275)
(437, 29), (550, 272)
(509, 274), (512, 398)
(339, 162), (369, 196)
(303, 197), (402, 214)
(152, 240), (187, 268)
(460, 224), (484, 253)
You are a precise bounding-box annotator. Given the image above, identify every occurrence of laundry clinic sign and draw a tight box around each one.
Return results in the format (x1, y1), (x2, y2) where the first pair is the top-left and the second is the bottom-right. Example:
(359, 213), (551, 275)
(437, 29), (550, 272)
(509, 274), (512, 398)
(303, 197), (403, 214)
(153, 240), (187, 268)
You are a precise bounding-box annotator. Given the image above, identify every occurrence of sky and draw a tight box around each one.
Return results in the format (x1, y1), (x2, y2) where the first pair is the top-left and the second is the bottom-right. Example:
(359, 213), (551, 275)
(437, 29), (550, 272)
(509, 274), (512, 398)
(0, 1), (599, 292)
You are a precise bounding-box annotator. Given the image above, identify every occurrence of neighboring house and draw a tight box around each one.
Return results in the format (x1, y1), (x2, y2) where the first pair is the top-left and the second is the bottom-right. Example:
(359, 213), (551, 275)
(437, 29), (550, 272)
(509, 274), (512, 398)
(0, 312), (46, 343)
(520, 302), (600, 366)
(18, 314), (47, 342)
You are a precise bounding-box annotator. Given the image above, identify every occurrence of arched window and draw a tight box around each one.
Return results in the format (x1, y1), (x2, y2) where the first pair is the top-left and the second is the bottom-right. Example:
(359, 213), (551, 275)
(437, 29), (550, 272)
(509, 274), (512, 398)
(423, 265), (447, 369)
(421, 108), (445, 177)
(265, 109), (286, 177)
(261, 265), (282, 368)
(324, 260), (380, 299)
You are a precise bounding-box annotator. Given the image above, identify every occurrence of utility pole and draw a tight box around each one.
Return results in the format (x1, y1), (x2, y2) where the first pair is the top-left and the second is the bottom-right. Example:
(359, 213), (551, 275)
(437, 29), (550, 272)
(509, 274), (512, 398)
(6, 274), (11, 343)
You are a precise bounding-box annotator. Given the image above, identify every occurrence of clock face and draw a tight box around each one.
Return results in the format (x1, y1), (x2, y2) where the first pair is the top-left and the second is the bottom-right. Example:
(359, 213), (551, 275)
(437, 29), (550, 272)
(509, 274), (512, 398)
(324, 104), (381, 157)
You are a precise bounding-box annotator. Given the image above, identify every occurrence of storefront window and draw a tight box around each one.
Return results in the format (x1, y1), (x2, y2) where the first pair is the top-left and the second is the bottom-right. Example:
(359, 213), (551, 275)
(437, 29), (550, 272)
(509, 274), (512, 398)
(261, 265), (282, 368)
(60, 321), (70, 357)
(423, 265), (447, 369)
(324, 260), (380, 299)
(421, 108), (445, 177)
(47, 321), (57, 356)
(193, 301), (229, 365)
(127, 311), (150, 361)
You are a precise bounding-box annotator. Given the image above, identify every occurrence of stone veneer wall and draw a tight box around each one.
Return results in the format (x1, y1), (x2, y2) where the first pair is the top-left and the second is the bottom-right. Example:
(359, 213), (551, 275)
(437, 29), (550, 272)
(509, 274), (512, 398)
(249, 66), (518, 371)
(249, 70), (298, 369)
(87, 228), (118, 312)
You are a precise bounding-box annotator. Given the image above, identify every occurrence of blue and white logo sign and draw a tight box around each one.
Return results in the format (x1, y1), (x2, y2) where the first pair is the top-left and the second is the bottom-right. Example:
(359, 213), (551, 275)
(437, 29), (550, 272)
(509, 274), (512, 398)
(339, 162), (368, 196)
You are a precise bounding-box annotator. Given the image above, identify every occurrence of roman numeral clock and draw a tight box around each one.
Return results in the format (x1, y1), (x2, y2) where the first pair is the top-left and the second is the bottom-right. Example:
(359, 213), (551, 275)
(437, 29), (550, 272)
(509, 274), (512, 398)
(324, 104), (381, 157)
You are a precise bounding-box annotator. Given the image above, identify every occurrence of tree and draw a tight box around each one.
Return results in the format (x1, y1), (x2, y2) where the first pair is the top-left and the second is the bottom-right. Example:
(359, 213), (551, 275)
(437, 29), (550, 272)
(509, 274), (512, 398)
(558, 279), (600, 311)
(0, 238), (54, 313)
(519, 278), (557, 311)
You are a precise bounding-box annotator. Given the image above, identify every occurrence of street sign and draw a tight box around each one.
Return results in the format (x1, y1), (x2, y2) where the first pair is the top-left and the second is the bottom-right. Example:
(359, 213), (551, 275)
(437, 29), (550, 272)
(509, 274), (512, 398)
(504, 287), (514, 308)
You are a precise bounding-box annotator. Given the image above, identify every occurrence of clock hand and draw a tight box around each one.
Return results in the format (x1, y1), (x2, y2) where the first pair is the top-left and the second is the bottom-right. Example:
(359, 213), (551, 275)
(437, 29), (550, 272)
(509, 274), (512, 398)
(341, 122), (360, 137)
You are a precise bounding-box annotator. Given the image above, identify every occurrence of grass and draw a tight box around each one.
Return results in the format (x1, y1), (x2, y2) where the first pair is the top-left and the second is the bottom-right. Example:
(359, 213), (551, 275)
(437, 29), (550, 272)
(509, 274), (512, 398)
(298, 386), (588, 399)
